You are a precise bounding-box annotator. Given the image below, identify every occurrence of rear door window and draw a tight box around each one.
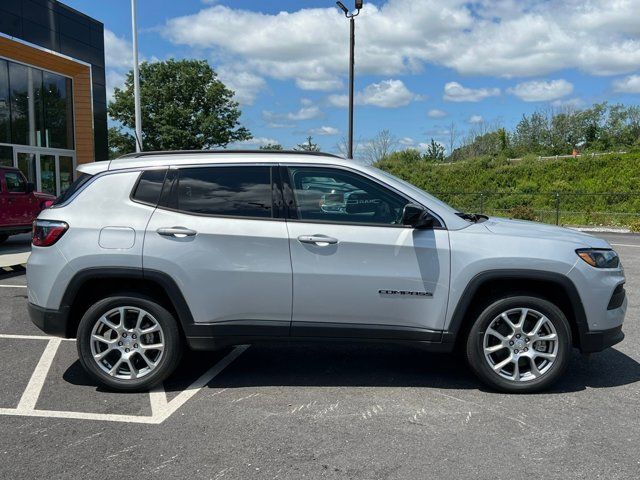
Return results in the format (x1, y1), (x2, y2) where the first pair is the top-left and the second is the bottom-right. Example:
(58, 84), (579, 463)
(131, 169), (167, 206)
(174, 166), (273, 218)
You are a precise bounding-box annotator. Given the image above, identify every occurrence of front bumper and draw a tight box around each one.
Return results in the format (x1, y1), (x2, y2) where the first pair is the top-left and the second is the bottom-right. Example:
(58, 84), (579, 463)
(28, 302), (72, 338)
(579, 325), (625, 353)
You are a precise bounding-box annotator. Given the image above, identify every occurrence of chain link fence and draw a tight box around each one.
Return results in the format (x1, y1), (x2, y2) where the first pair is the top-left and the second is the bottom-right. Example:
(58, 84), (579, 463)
(433, 192), (640, 228)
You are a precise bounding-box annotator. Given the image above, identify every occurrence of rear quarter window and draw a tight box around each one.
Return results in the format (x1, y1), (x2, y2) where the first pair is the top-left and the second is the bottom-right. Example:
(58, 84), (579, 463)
(131, 169), (168, 206)
(52, 173), (94, 206)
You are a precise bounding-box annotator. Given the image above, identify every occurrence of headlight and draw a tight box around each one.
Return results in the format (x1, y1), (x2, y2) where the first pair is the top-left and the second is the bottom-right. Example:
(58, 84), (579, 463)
(576, 249), (619, 268)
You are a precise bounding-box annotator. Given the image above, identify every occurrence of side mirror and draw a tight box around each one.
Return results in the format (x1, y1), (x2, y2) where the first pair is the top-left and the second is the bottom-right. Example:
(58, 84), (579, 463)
(26, 182), (35, 193)
(402, 203), (436, 229)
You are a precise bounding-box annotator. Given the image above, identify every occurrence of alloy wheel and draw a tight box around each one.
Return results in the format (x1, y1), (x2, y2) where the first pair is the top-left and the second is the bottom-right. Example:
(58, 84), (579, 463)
(482, 307), (559, 382)
(89, 306), (165, 380)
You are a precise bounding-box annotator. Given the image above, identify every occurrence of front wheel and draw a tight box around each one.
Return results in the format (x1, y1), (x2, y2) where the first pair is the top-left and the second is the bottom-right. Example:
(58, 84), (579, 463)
(0, 234), (8, 244)
(77, 295), (183, 391)
(466, 296), (572, 393)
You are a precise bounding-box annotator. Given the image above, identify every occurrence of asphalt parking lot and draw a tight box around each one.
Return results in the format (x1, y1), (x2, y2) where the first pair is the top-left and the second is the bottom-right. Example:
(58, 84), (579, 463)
(0, 232), (639, 479)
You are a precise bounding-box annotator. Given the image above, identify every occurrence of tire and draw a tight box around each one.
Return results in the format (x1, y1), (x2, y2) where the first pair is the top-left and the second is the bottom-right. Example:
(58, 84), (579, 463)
(466, 295), (572, 393)
(77, 294), (183, 391)
(0, 234), (8, 244)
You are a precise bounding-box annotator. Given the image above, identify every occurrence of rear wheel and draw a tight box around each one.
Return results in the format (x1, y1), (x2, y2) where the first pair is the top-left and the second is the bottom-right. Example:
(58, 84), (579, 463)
(0, 234), (8, 244)
(466, 295), (571, 393)
(77, 295), (183, 391)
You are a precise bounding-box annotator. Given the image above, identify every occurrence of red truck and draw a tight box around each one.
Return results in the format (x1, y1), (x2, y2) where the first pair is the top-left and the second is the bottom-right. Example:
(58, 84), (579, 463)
(0, 166), (55, 244)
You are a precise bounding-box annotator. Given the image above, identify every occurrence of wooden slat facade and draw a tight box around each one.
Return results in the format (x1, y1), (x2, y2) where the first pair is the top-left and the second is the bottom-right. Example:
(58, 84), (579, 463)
(0, 36), (94, 165)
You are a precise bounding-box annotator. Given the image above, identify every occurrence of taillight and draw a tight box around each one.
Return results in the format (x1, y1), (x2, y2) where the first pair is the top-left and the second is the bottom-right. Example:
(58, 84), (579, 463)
(32, 220), (68, 247)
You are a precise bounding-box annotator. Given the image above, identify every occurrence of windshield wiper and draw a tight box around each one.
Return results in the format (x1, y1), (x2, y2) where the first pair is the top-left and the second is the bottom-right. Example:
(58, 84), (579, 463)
(456, 212), (488, 223)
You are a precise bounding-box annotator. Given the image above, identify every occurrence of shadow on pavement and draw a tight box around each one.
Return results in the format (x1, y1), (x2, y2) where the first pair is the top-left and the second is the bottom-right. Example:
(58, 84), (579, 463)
(61, 342), (640, 394)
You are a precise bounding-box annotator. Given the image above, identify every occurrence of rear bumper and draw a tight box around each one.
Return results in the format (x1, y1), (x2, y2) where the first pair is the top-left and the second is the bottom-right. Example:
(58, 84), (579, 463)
(579, 325), (625, 353)
(28, 302), (72, 338)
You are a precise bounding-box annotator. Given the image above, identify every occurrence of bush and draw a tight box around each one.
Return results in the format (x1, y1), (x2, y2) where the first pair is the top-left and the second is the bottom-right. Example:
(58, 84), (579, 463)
(509, 205), (538, 221)
(630, 220), (640, 232)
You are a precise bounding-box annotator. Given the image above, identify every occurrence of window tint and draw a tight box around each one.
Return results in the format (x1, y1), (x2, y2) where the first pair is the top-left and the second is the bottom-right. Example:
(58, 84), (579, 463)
(132, 169), (167, 206)
(288, 167), (409, 225)
(52, 173), (93, 206)
(5, 171), (26, 193)
(176, 166), (272, 218)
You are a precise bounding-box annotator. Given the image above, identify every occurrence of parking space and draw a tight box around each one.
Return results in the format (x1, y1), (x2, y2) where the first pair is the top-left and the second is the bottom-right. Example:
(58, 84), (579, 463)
(0, 233), (639, 479)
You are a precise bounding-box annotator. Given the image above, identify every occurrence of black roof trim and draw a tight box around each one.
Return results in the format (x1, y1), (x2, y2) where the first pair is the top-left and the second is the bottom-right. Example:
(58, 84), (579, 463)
(117, 150), (343, 160)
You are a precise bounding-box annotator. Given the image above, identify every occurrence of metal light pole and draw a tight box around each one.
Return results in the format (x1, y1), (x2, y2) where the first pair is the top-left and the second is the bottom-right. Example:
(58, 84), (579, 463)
(131, 0), (143, 152)
(336, 1), (362, 159)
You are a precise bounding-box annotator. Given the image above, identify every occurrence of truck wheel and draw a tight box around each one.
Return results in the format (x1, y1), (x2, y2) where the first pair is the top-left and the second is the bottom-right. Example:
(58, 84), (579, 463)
(77, 294), (183, 392)
(466, 295), (571, 393)
(0, 234), (8, 244)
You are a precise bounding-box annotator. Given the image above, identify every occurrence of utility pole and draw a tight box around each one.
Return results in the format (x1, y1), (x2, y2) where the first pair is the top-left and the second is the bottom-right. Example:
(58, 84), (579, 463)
(131, 0), (143, 152)
(336, 1), (362, 159)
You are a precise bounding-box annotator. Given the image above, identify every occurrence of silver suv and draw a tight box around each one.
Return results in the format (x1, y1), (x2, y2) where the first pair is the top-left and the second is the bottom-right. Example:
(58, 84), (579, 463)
(27, 151), (627, 393)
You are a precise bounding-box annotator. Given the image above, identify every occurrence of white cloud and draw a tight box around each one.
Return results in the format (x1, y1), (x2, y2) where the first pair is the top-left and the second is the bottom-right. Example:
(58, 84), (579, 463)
(104, 29), (133, 70)
(399, 137), (414, 145)
(263, 100), (322, 123)
(443, 82), (500, 102)
(507, 79), (573, 102)
(328, 79), (420, 108)
(612, 74), (640, 93)
(427, 109), (447, 118)
(309, 126), (340, 136)
(551, 97), (585, 109)
(230, 137), (279, 148)
(217, 66), (266, 105)
(468, 115), (484, 124)
(162, 0), (640, 93)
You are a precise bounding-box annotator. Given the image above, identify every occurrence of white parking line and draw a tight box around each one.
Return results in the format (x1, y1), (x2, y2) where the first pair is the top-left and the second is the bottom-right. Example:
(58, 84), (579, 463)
(0, 334), (248, 424)
(610, 243), (640, 248)
(17, 339), (62, 411)
(0, 285), (27, 288)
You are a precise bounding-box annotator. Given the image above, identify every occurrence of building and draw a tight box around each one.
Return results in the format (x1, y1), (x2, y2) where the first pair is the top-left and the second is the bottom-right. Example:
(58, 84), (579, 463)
(0, 0), (107, 196)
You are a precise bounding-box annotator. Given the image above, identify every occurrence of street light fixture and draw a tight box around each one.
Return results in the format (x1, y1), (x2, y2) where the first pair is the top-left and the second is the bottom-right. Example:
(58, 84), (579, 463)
(336, 1), (362, 159)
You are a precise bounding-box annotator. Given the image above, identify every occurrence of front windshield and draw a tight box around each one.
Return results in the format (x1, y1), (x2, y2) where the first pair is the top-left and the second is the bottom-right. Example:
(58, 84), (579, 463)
(366, 166), (463, 217)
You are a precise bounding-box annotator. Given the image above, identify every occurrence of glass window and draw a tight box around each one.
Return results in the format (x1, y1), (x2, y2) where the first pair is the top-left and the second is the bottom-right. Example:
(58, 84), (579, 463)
(5, 171), (26, 193)
(16, 152), (36, 185)
(9, 63), (44, 146)
(132, 169), (167, 206)
(0, 145), (12, 167)
(0, 60), (9, 143)
(288, 167), (409, 225)
(43, 72), (73, 149)
(175, 166), (272, 218)
(52, 173), (93, 206)
(40, 154), (56, 195)
(58, 155), (74, 194)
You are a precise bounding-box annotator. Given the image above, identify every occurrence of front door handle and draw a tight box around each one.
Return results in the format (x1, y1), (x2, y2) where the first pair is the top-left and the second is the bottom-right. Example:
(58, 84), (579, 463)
(297, 234), (339, 246)
(157, 226), (198, 238)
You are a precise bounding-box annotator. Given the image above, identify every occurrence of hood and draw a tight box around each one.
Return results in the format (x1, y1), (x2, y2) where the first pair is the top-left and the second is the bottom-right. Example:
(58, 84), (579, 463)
(482, 216), (611, 249)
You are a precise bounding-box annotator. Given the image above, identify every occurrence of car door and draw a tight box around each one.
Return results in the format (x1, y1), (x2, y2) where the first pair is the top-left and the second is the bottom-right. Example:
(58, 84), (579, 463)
(282, 165), (450, 340)
(143, 164), (292, 336)
(3, 170), (34, 226)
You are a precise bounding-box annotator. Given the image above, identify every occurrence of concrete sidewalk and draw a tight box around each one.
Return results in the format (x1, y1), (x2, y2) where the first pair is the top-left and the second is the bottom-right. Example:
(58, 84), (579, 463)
(0, 234), (31, 268)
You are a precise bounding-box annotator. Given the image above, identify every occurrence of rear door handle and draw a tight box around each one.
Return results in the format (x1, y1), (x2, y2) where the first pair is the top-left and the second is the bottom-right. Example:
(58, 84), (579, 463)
(297, 234), (339, 245)
(157, 226), (198, 238)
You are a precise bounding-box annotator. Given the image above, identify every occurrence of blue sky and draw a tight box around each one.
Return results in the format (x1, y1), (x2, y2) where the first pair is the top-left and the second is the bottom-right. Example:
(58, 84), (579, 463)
(64, 0), (640, 156)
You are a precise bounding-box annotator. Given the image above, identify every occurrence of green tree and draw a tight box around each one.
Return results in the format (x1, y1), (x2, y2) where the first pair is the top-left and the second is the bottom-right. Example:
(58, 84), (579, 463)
(295, 136), (320, 152)
(108, 59), (251, 151)
(108, 126), (136, 159)
(425, 138), (445, 161)
(259, 143), (283, 150)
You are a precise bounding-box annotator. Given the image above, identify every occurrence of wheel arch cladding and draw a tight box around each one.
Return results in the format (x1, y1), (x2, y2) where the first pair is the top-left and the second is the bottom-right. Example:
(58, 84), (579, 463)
(61, 267), (194, 338)
(445, 269), (587, 350)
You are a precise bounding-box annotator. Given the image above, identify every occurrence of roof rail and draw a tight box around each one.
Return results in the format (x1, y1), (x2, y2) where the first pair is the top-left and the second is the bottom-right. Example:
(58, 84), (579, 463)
(117, 149), (343, 159)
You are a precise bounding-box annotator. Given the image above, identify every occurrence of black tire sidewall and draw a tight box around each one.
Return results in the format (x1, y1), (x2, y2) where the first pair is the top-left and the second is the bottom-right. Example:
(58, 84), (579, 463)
(77, 295), (182, 391)
(466, 295), (572, 393)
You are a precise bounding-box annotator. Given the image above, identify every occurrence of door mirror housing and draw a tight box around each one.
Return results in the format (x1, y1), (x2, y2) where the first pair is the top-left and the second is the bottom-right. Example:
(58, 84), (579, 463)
(26, 182), (35, 193)
(402, 203), (436, 229)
